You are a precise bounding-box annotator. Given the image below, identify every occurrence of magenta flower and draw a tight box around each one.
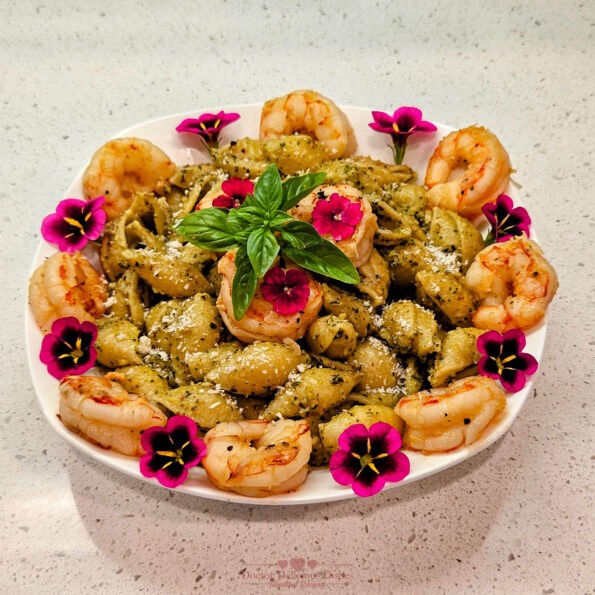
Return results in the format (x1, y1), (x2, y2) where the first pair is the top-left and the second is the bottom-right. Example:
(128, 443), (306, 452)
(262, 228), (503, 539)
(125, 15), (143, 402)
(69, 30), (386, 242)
(369, 106), (437, 164)
(211, 177), (255, 209)
(482, 194), (532, 245)
(41, 196), (106, 253)
(311, 193), (363, 241)
(176, 110), (240, 153)
(39, 317), (98, 379)
(329, 422), (410, 497)
(261, 266), (310, 315)
(140, 416), (207, 488)
(477, 329), (538, 393)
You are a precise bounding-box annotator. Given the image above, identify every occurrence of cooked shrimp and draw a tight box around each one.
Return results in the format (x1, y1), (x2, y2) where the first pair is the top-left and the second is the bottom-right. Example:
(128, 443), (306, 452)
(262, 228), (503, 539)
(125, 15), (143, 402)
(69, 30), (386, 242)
(59, 373), (166, 456)
(290, 184), (377, 267)
(465, 236), (558, 332)
(82, 138), (178, 220)
(395, 375), (506, 453)
(201, 419), (312, 497)
(424, 126), (512, 219)
(216, 251), (323, 344)
(260, 90), (357, 158)
(28, 251), (108, 334)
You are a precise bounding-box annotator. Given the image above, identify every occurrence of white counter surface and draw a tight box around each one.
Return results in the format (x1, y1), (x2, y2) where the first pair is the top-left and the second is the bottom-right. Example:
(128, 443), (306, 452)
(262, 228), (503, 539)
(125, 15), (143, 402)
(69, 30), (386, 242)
(1, 1), (593, 593)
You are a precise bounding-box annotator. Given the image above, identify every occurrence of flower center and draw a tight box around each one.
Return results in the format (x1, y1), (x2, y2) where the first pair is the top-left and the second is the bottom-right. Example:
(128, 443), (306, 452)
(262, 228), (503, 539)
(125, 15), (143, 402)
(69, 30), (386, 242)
(156, 440), (190, 467)
(63, 216), (86, 235)
(351, 438), (389, 476)
(58, 336), (85, 364)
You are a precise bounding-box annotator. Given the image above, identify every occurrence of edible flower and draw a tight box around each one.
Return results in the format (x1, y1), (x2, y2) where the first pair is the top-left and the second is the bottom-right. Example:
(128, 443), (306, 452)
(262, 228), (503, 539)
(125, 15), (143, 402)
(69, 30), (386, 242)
(369, 106), (437, 164)
(175, 110), (240, 154)
(212, 178), (255, 209)
(261, 266), (310, 315)
(311, 193), (363, 241)
(39, 316), (98, 379)
(329, 422), (410, 497)
(477, 329), (538, 393)
(41, 196), (106, 253)
(140, 415), (207, 489)
(482, 194), (532, 245)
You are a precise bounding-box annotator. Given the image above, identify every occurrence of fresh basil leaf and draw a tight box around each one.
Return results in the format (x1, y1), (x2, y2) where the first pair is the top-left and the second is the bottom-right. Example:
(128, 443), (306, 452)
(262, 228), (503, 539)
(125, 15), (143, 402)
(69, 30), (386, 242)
(251, 164), (283, 216)
(226, 205), (265, 230)
(284, 240), (360, 284)
(267, 211), (294, 230)
(174, 208), (240, 251)
(279, 220), (324, 249)
(246, 227), (279, 278)
(280, 171), (327, 211)
(232, 247), (258, 321)
(235, 194), (268, 219)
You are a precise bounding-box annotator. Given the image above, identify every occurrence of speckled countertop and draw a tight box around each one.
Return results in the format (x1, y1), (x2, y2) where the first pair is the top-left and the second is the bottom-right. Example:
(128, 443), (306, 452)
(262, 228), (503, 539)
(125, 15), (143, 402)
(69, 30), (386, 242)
(1, 1), (593, 593)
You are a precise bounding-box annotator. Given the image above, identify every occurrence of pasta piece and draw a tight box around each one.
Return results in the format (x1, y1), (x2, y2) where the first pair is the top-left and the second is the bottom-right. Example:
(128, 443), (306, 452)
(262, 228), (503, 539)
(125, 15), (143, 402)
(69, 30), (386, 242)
(95, 319), (142, 368)
(206, 342), (309, 396)
(322, 284), (375, 337)
(145, 293), (222, 382)
(424, 207), (484, 273)
(116, 365), (170, 405)
(415, 270), (476, 327)
(322, 155), (414, 194)
(262, 367), (361, 420)
(370, 198), (426, 246)
(186, 342), (243, 382)
(348, 336), (401, 392)
(386, 239), (435, 287)
(155, 383), (243, 429)
(428, 327), (485, 387)
(306, 315), (358, 360)
(105, 270), (147, 328)
(356, 248), (390, 307)
(378, 300), (441, 359)
(383, 183), (428, 220)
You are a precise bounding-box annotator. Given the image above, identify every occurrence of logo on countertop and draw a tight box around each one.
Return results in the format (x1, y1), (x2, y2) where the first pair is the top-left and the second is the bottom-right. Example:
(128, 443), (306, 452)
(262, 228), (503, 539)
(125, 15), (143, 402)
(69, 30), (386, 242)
(239, 558), (352, 589)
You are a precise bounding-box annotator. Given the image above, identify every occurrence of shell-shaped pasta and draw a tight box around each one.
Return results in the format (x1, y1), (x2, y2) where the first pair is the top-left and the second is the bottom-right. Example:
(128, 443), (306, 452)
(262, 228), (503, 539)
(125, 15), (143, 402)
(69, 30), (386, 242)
(262, 367), (361, 420)
(211, 137), (268, 179)
(322, 155), (415, 194)
(123, 246), (212, 298)
(424, 207), (484, 273)
(383, 183), (428, 219)
(155, 383), (243, 429)
(415, 270), (476, 327)
(379, 300), (441, 358)
(402, 356), (424, 396)
(428, 327), (485, 388)
(186, 342), (243, 382)
(168, 163), (225, 217)
(115, 365), (170, 404)
(206, 342), (309, 396)
(105, 270), (147, 328)
(322, 284), (375, 337)
(348, 337), (400, 392)
(95, 319), (142, 368)
(306, 315), (358, 360)
(319, 405), (403, 455)
(386, 239), (435, 287)
(263, 135), (328, 174)
(356, 248), (390, 307)
(370, 198), (426, 246)
(145, 294), (222, 380)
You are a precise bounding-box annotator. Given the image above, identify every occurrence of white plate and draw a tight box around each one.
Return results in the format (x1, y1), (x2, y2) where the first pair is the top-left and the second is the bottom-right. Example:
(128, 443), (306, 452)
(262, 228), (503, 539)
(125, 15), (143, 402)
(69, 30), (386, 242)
(25, 104), (546, 505)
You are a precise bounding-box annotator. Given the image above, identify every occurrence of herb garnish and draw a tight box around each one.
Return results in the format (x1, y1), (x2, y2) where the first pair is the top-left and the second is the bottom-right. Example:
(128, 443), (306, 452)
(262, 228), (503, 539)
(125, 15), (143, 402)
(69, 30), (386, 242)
(174, 164), (360, 320)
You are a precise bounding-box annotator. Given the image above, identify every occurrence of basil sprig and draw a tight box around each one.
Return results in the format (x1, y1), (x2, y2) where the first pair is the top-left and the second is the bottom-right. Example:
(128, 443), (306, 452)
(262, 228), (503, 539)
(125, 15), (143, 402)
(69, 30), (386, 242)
(174, 164), (360, 320)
